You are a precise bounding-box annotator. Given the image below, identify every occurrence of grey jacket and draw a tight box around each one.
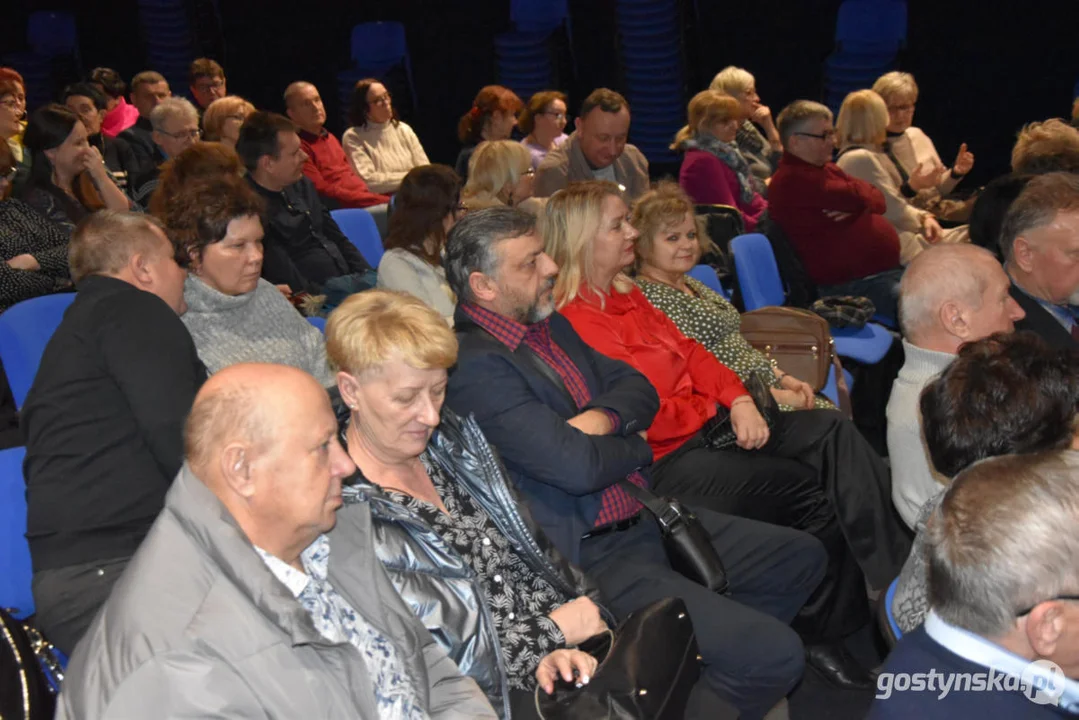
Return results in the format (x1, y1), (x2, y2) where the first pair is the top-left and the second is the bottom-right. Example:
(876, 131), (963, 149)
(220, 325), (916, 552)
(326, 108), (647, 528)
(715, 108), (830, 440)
(344, 410), (607, 718)
(534, 131), (650, 201)
(57, 464), (496, 720)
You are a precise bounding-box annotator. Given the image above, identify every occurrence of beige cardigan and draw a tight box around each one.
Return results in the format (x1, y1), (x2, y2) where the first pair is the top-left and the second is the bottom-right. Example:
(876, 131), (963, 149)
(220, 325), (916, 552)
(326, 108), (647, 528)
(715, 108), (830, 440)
(533, 131), (650, 201)
(887, 127), (960, 197)
(342, 120), (430, 194)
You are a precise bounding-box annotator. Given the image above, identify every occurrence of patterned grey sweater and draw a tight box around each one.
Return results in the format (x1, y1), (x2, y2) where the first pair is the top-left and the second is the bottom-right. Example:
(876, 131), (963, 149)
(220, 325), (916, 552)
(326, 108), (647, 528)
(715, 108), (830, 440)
(181, 276), (334, 387)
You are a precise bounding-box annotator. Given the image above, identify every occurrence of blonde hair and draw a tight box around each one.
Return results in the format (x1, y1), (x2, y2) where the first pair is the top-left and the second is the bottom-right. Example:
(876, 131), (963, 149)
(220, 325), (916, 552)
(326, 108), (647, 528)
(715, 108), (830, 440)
(325, 290), (458, 376)
(69, 211), (170, 283)
(836, 89), (889, 149)
(631, 182), (716, 271)
(462, 140), (532, 208)
(543, 180), (634, 309)
(709, 66), (755, 98)
(871, 71), (918, 106)
(1011, 118), (1079, 174)
(202, 96), (256, 142)
(671, 90), (742, 151)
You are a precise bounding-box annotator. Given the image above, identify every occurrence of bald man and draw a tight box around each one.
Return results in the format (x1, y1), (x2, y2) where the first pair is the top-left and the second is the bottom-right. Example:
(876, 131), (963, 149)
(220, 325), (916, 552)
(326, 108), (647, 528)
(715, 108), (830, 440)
(58, 363), (495, 720)
(886, 245), (1026, 527)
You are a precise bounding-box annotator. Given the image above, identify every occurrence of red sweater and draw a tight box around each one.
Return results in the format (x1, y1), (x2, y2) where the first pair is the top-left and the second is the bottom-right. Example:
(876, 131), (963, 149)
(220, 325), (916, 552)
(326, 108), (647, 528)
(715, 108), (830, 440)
(560, 285), (749, 460)
(679, 149), (768, 231)
(767, 152), (901, 286)
(299, 129), (389, 209)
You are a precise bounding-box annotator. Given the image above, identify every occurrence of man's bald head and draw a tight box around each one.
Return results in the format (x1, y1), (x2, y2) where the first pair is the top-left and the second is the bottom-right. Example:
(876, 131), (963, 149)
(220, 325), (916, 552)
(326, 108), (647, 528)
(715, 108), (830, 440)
(282, 81), (325, 135)
(282, 81), (315, 110)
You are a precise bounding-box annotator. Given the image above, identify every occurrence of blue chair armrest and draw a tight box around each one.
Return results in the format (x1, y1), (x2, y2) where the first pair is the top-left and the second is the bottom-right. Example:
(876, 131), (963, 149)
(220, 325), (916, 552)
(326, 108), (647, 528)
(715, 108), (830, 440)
(831, 322), (894, 364)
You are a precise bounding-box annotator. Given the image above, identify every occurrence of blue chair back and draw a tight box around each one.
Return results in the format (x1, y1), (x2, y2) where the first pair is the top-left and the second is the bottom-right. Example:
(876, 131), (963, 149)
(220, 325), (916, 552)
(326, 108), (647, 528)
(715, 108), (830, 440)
(307, 316), (326, 333)
(512, 0), (567, 31)
(884, 575), (903, 640)
(687, 265), (728, 299)
(27, 11), (78, 58)
(0, 293), (76, 409)
(730, 233), (785, 310)
(0, 446), (34, 619)
(330, 208), (384, 267)
(350, 22), (407, 69)
(835, 1), (907, 51)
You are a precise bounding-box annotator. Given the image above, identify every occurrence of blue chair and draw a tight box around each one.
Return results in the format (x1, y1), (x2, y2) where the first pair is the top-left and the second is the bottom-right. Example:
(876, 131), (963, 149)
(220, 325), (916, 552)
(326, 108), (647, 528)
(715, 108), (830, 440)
(27, 11), (79, 59)
(307, 316), (326, 333)
(835, 0), (907, 53)
(688, 264), (729, 300)
(330, 208), (384, 267)
(0, 446), (34, 619)
(877, 575), (903, 648)
(0, 293), (76, 409)
(347, 22), (416, 107)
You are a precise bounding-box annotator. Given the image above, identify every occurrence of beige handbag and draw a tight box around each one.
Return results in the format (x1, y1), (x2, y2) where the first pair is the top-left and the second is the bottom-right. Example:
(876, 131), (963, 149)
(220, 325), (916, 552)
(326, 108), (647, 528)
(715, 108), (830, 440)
(739, 307), (833, 391)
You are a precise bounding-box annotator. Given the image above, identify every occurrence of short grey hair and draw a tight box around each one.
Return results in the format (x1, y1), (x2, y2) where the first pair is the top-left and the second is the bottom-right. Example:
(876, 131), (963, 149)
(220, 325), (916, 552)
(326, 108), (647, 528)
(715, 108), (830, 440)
(444, 206), (538, 304)
(897, 244), (998, 340)
(150, 96), (199, 132)
(927, 450), (1079, 637)
(776, 100), (833, 146)
(999, 171), (1079, 263)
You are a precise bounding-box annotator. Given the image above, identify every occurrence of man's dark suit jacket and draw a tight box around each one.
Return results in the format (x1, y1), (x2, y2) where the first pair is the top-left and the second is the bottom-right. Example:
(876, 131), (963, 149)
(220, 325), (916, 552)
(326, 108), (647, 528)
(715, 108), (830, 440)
(1010, 284), (1077, 351)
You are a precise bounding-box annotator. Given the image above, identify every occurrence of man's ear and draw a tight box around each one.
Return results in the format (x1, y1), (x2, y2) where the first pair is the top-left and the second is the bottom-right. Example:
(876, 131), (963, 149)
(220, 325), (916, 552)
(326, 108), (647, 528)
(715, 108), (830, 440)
(574, 115), (584, 133)
(1012, 235), (1037, 274)
(219, 442), (256, 499)
(256, 153), (274, 177)
(468, 270), (498, 304)
(129, 251), (154, 286)
(1026, 601), (1067, 659)
(938, 299), (970, 339)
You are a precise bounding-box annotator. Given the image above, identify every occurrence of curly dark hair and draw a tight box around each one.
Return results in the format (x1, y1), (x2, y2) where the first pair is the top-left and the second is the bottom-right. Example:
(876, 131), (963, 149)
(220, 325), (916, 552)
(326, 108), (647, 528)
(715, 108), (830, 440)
(921, 331), (1079, 477)
(347, 78), (398, 129)
(161, 174), (265, 266)
(384, 164), (461, 267)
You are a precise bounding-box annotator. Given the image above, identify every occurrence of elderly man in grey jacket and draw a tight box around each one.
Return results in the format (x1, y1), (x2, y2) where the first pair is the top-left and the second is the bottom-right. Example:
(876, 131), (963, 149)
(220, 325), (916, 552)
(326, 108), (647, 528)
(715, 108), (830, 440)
(57, 362), (495, 720)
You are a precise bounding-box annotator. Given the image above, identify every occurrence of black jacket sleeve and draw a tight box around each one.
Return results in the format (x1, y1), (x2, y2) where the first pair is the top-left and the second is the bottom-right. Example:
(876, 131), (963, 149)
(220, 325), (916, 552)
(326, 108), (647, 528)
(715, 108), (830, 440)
(259, 235), (318, 295)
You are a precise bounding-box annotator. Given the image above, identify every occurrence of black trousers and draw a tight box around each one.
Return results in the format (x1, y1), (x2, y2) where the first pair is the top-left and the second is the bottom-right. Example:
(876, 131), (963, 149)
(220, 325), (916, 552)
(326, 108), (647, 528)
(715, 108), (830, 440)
(31, 555), (130, 655)
(579, 506), (825, 720)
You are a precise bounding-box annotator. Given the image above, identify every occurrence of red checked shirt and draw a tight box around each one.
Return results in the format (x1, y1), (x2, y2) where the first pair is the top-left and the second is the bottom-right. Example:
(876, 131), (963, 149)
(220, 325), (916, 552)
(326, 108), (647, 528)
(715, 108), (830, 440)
(460, 303), (646, 526)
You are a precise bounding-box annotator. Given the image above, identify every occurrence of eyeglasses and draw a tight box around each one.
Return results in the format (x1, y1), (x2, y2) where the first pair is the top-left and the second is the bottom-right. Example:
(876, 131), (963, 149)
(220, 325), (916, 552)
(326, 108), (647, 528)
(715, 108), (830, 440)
(369, 92), (392, 106)
(161, 128), (203, 141)
(194, 78), (226, 92)
(523, 167), (536, 177)
(1016, 595), (1079, 617)
(0, 96), (25, 111)
(0, 166), (16, 183)
(794, 129), (837, 141)
(540, 111), (567, 121)
(887, 103), (916, 113)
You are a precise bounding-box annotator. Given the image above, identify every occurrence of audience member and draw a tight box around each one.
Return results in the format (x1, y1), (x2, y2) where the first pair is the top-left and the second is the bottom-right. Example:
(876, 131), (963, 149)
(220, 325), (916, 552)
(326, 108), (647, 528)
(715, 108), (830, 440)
(88, 67), (138, 138)
(873, 71), (975, 222)
(328, 290), (602, 716)
(768, 100), (904, 322)
(871, 451), (1079, 719)
(118, 71), (171, 177)
(202, 95), (255, 148)
(460, 139), (539, 213)
(20, 104), (130, 235)
(709, 66), (783, 181)
(886, 245), (1025, 528)
(237, 111), (375, 300)
(22, 211), (203, 654)
(443, 205), (827, 717)
(130, 96), (201, 205)
(147, 141), (245, 218)
(518, 90), (569, 171)
(56, 363), (496, 719)
(836, 90), (967, 265)
(672, 90), (767, 231)
(188, 57), (227, 112)
(166, 175), (334, 385)
(968, 173), (1033, 259)
(341, 78), (429, 194)
(1011, 118), (1079, 175)
(1001, 172), (1079, 349)
(455, 85), (523, 181)
(284, 81), (389, 234)
(632, 183), (833, 410)
(0, 140), (71, 311)
(891, 331), (1079, 635)
(61, 82), (140, 193)
(0, 68), (29, 189)
(534, 88), (650, 201)
(377, 164), (462, 325)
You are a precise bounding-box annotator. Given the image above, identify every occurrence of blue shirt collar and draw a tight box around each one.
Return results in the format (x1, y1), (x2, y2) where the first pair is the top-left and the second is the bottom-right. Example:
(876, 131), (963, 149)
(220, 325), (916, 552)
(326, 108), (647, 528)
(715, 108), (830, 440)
(1010, 279), (1076, 332)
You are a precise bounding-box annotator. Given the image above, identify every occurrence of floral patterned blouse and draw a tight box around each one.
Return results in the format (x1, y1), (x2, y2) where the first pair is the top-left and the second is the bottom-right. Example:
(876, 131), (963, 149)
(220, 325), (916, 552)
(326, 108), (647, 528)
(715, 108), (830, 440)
(636, 275), (833, 411)
(385, 453), (568, 691)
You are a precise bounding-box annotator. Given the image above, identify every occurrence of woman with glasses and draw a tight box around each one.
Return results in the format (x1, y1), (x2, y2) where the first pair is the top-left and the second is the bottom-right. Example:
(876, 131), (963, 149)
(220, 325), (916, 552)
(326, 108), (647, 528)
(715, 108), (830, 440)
(202, 96), (256, 149)
(460, 140), (540, 215)
(709, 66), (783, 183)
(455, 85), (522, 182)
(518, 91), (568, 171)
(342, 78), (429, 195)
(376, 164), (463, 325)
(0, 67), (29, 192)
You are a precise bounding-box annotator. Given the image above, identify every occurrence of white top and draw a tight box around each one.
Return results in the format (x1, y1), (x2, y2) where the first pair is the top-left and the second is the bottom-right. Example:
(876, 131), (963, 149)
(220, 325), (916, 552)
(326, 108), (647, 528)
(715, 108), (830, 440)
(377, 248), (456, 325)
(342, 120), (430, 194)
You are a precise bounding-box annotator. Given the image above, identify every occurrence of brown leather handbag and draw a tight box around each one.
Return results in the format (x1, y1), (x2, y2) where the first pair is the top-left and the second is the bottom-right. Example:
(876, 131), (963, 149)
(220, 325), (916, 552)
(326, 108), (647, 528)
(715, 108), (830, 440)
(739, 306), (833, 391)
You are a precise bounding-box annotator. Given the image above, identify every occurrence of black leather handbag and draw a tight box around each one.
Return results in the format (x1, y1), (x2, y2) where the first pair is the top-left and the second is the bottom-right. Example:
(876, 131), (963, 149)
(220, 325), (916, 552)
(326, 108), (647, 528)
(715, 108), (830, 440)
(0, 608), (64, 720)
(535, 597), (701, 720)
(701, 371), (780, 450)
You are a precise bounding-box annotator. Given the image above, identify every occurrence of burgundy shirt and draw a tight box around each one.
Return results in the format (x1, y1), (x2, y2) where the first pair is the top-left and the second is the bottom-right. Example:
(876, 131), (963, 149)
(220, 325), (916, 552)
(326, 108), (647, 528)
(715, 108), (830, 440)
(299, 129), (389, 209)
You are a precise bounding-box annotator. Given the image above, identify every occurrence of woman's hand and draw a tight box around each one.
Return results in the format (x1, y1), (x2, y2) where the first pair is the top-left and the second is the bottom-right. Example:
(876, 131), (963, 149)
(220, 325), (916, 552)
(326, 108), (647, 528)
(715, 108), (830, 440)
(7, 253), (40, 271)
(536, 649), (598, 695)
(908, 162), (948, 192)
(952, 143), (974, 176)
(730, 399), (769, 450)
(780, 374), (815, 409)
(80, 146), (110, 180)
(921, 214), (943, 244)
(548, 597), (607, 646)
(275, 284), (292, 297)
(751, 105), (774, 128)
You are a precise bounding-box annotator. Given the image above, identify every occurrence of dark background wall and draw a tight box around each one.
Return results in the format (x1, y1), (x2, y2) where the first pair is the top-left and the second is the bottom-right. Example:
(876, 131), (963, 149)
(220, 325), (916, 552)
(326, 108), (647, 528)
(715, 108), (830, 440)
(5, 0), (1077, 186)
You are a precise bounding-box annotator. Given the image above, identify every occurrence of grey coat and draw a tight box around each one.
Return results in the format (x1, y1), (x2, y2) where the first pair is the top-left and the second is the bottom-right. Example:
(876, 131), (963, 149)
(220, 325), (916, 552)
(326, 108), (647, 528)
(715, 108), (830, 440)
(57, 464), (496, 720)
(534, 131), (650, 201)
(344, 410), (608, 718)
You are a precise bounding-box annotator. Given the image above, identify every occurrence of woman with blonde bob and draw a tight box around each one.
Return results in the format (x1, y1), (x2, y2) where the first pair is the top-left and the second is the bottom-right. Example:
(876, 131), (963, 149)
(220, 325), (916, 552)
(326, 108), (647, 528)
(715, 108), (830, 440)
(328, 289), (603, 718)
(709, 66), (782, 181)
(836, 89), (967, 263)
(201, 96), (255, 148)
(672, 90), (767, 230)
(544, 180), (910, 688)
(460, 139), (540, 214)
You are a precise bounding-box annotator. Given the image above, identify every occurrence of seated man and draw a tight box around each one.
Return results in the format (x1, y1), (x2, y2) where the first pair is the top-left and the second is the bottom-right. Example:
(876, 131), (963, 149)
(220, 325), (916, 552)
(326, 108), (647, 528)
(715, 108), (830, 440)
(57, 363), (495, 719)
(118, 70), (170, 178)
(188, 57), (226, 115)
(443, 207), (827, 718)
(1002, 171), (1079, 349)
(237, 111), (375, 299)
(768, 100), (905, 322)
(533, 88), (649, 201)
(871, 450), (1079, 719)
(129, 96), (201, 205)
(284, 81), (390, 236)
(886, 244), (1025, 528)
(22, 211), (204, 654)
(61, 82), (140, 194)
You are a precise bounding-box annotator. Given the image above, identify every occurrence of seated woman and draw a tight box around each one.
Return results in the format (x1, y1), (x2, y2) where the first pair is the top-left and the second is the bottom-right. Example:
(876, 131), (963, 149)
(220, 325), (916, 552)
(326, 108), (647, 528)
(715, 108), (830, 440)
(1, 68), (29, 191)
(891, 332), (1079, 634)
(147, 141), (245, 218)
(673, 90), (767, 231)
(518, 91), (568, 171)
(455, 85), (522, 182)
(0, 139), (71, 311)
(328, 289), (601, 716)
(202, 95), (256, 149)
(342, 78), (429, 195)
(461, 140), (540, 214)
(20, 104), (130, 234)
(709, 66), (782, 182)
(633, 183), (831, 411)
(377, 164), (462, 325)
(872, 71), (975, 222)
(835, 90), (967, 264)
(544, 180), (911, 687)
(163, 174), (333, 386)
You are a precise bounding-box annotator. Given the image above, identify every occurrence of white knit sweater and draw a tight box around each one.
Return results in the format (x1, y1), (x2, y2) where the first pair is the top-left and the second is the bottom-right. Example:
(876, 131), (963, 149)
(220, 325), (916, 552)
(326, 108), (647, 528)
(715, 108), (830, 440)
(341, 120), (430, 194)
